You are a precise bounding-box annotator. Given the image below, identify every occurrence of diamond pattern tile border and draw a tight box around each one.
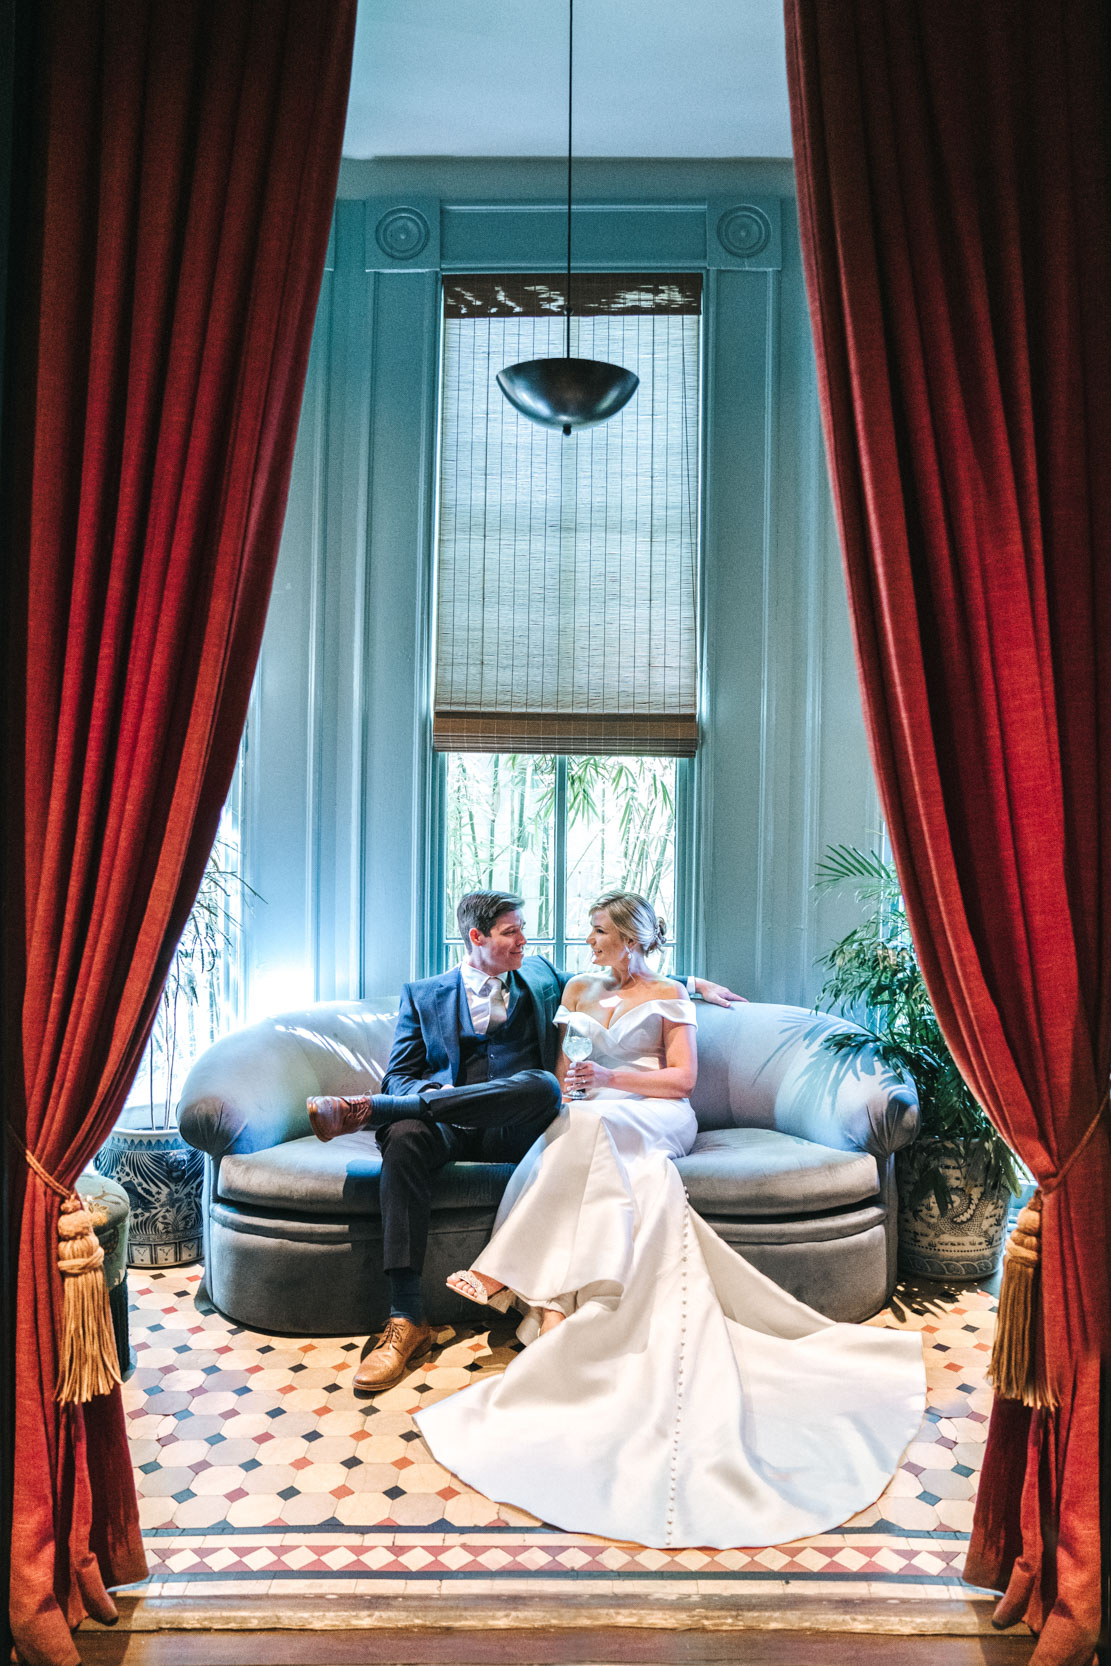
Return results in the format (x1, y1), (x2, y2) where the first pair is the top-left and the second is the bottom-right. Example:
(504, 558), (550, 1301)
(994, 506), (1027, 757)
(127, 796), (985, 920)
(120, 1267), (1000, 1599)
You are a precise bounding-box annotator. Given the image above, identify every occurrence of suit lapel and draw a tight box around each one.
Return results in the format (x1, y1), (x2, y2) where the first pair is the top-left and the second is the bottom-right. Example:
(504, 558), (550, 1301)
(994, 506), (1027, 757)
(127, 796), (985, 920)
(433, 970), (466, 1083)
(503, 970), (522, 1024)
(517, 956), (560, 1067)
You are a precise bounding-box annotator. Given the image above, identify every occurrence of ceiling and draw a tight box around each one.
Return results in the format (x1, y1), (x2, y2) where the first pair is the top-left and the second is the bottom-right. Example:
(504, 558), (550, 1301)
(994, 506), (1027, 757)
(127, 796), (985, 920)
(341, 1), (793, 160)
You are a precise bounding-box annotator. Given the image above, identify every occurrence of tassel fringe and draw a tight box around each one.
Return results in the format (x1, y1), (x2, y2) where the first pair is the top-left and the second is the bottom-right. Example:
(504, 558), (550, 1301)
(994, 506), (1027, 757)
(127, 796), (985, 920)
(987, 1191), (1054, 1409)
(55, 1195), (121, 1404)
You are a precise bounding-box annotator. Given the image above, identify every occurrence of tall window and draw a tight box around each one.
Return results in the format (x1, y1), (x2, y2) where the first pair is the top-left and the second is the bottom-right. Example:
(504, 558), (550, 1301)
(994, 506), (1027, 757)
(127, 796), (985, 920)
(434, 273), (700, 969)
(443, 753), (678, 970)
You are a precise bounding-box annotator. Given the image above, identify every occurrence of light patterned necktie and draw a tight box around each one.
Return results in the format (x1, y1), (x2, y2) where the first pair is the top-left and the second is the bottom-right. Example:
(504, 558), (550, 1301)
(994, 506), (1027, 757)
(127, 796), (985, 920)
(484, 975), (507, 1032)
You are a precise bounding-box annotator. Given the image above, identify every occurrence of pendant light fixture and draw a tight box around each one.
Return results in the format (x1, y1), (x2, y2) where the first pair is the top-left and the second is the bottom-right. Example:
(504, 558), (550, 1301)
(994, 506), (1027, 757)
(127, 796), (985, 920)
(496, 0), (639, 436)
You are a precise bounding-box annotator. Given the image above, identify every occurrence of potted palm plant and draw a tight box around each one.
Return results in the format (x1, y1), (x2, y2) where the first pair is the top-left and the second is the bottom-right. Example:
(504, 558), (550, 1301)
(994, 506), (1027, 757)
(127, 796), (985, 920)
(815, 845), (1024, 1278)
(95, 839), (250, 1267)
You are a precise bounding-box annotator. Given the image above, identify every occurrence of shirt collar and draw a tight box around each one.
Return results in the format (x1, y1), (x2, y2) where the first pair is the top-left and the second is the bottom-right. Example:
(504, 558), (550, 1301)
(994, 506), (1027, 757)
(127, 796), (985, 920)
(461, 960), (504, 995)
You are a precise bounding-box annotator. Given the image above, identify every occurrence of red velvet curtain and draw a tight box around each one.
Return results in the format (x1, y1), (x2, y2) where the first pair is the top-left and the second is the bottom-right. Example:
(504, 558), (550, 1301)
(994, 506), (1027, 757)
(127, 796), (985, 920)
(784, 4), (1111, 1663)
(4, 3), (355, 1660)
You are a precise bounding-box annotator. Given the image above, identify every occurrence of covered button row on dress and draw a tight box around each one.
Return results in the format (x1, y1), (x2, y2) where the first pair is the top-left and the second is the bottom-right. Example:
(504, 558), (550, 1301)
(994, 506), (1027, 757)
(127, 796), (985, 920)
(665, 1209), (691, 1545)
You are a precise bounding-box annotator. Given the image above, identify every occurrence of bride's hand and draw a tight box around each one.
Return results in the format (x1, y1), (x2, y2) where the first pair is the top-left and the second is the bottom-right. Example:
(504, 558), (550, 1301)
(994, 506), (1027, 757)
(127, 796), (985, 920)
(695, 978), (748, 1007)
(567, 1060), (614, 1092)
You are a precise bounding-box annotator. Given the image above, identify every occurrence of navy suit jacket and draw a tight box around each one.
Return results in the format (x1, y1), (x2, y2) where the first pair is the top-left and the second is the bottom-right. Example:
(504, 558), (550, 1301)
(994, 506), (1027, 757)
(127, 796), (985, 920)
(382, 956), (566, 1096)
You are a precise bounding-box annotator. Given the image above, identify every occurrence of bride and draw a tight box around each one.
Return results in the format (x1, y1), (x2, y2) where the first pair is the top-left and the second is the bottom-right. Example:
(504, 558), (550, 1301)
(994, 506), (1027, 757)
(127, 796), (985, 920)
(416, 891), (925, 1549)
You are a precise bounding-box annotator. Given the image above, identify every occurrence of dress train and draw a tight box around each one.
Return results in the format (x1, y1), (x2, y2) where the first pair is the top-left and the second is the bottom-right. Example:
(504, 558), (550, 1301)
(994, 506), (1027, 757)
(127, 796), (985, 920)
(416, 1000), (925, 1548)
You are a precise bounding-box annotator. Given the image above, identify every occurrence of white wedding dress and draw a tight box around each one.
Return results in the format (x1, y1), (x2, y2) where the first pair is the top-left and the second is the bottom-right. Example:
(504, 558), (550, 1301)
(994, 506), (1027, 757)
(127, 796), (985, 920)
(416, 999), (925, 1549)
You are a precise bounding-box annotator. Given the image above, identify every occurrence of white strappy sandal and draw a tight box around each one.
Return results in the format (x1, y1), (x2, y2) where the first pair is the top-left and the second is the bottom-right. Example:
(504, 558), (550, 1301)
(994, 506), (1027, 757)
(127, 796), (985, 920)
(445, 1269), (517, 1313)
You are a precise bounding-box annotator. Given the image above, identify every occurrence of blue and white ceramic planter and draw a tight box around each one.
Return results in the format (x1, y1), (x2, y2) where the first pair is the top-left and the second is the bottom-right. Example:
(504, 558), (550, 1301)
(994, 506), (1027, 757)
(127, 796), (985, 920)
(896, 1142), (1010, 1280)
(95, 1120), (204, 1268)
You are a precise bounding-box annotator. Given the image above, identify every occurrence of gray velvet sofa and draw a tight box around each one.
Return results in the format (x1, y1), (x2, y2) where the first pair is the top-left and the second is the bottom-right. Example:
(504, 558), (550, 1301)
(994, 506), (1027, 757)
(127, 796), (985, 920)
(178, 999), (918, 1334)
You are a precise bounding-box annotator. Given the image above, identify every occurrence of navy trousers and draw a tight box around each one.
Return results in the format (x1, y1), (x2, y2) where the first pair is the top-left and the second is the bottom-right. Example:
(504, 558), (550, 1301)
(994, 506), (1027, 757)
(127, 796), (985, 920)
(375, 1070), (561, 1274)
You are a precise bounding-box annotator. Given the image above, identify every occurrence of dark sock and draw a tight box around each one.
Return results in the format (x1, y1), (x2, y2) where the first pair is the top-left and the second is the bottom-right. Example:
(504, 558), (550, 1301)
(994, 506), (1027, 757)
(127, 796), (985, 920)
(387, 1268), (426, 1325)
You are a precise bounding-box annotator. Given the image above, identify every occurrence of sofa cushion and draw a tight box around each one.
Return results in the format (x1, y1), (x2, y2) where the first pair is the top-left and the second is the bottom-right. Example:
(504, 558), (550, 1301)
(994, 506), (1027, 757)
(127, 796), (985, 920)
(675, 1127), (879, 1217)
(217, 1132), (514, 1216)
(217, 1125), (878, 1223)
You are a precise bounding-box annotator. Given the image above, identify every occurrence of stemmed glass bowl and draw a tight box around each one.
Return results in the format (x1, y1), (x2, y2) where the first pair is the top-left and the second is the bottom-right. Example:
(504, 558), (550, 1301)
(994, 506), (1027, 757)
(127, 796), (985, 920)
(562, 1030), (593, 1100)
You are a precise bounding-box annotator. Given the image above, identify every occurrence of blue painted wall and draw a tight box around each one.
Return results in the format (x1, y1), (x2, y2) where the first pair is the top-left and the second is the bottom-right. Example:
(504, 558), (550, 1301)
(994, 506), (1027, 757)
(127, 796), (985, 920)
(240, 159), (880, 1015)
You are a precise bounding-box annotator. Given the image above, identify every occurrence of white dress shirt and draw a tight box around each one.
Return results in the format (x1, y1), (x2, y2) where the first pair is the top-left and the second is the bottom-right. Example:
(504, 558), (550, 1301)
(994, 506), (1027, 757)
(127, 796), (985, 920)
(460, 961), (509, 1035)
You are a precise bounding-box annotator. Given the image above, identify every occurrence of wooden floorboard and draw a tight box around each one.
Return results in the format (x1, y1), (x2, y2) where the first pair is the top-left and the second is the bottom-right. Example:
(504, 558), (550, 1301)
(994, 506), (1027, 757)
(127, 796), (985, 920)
(76, 1626), (1036, 1665)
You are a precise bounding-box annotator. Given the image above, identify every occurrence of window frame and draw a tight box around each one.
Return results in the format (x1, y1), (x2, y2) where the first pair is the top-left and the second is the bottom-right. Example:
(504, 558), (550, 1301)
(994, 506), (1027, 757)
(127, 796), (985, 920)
(424, 264), (705, 980)
(429, 751), (697, 975)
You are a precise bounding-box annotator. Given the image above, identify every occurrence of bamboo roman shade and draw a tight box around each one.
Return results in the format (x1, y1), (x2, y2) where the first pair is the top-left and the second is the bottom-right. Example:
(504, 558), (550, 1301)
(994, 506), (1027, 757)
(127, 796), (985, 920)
(433, 274), (701, 756)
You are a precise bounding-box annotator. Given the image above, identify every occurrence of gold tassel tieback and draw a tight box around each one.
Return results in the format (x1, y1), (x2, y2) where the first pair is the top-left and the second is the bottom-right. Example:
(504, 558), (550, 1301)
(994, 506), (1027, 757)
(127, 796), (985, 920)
(55, 1194), (122, 1403)
(988, 1191), (1050, 1408)
(6, 1125), (121, 1404)
(988, 1092), (1110, 1411)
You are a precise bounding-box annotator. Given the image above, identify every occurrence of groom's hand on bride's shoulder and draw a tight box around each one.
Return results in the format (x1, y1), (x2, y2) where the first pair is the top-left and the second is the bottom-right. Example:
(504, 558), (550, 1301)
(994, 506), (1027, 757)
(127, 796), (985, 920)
(694, 979), (748, 1008)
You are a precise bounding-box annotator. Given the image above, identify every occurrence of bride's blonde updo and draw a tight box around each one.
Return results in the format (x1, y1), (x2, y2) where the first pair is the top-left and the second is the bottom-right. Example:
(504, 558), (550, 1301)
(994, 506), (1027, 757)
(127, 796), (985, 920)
(590, 890), (667, 956)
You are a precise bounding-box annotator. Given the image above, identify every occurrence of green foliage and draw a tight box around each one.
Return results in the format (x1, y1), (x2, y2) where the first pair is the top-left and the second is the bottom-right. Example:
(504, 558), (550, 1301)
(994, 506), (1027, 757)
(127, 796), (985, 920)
(815, 844), (1024, 1214)
(145, 838), (255, 1129)
(444, 753), (676, 956)
(446, 754), (556, 931)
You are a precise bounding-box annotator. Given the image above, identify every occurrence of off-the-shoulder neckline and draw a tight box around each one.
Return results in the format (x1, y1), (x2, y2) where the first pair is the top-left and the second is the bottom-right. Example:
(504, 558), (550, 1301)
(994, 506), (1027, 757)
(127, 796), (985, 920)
(555, 996), (695, 1036)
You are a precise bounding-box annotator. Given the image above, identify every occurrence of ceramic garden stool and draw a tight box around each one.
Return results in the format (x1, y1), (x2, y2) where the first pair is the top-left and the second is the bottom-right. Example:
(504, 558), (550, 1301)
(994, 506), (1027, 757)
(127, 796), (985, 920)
(75, 1171), (133, 1377)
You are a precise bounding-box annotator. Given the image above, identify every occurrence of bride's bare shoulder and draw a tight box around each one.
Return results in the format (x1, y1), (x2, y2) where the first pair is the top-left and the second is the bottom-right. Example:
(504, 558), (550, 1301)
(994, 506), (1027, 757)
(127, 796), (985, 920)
(561, 974), (606, 1010)
(559, 972), (612, 1006)
(649, 977), (689, 1003)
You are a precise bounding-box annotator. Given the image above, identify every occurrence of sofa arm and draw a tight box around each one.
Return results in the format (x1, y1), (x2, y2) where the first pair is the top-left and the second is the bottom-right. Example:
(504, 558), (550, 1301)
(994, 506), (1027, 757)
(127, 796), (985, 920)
(178, 1025), (324, 1159)
(773, 1046), (920, 1161)
(851, 1082), (920, 1159)
(179, 1001), (396, 1160)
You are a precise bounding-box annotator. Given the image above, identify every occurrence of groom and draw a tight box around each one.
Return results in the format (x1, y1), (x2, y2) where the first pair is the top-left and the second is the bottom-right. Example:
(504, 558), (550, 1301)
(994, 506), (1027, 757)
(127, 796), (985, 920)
(308, 889), (742, 1393)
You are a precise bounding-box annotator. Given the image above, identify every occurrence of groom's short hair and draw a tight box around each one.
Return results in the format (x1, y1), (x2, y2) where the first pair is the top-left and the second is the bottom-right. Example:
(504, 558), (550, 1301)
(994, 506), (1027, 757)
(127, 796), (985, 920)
(457, 890), (524, 942)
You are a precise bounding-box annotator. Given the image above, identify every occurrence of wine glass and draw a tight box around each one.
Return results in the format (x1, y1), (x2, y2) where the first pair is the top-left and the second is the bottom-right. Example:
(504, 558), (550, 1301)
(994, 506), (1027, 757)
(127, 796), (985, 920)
(562, 1030), (593, 1100)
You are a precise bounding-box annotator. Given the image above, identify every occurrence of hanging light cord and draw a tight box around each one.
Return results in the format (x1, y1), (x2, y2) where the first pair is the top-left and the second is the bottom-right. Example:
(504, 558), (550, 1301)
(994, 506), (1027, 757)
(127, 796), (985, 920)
(565, 0), (573, 361)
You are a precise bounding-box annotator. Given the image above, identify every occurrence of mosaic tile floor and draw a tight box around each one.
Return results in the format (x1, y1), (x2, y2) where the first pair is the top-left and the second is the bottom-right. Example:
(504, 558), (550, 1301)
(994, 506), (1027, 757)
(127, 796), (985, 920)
(120, 1268), (1001, 1602)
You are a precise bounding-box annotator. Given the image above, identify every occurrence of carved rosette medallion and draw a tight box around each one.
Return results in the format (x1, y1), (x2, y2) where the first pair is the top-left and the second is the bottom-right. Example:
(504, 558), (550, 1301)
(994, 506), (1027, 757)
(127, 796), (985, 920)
(375, 206), (431, 261)
(716, 206), (772, 261)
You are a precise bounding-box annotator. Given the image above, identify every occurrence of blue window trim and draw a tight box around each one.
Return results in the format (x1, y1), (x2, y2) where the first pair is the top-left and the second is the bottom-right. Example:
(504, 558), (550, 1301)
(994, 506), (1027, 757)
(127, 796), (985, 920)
(370, 190), (783, 983)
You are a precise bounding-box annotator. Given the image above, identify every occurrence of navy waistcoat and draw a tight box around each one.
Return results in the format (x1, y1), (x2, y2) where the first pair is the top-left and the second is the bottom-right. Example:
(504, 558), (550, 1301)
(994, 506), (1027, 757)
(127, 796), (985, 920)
(457, 978), (544, 1085)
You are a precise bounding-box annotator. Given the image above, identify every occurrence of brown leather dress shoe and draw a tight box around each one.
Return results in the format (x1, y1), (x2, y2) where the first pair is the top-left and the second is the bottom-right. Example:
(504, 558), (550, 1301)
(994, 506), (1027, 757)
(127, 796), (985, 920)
(307, 1095), (375, 1141)
(353, 1318), (433, 1395)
